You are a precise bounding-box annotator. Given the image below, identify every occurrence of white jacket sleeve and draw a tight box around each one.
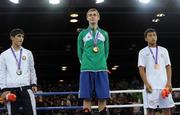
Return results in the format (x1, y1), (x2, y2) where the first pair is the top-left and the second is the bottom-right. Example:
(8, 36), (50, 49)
(28, 51), (37, 85)
(0, 54), (7, 90)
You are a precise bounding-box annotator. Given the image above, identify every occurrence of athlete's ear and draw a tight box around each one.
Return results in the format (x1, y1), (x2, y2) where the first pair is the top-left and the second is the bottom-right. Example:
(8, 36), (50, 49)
(145, 37), (147, 42)
(86, 15), (89, 22)
(10, 36), (14, 41)
(98, 14), (100, 21)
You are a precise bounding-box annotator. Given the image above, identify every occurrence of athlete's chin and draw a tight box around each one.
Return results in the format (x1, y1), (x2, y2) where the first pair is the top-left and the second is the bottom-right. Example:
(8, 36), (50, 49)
(90, 21), (97, 25)
(17, 43), (23, 46)
(149, 43), (156, 47)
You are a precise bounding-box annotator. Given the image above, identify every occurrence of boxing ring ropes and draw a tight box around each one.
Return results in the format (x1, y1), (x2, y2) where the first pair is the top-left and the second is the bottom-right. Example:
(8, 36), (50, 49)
(0, 88), (180, 115)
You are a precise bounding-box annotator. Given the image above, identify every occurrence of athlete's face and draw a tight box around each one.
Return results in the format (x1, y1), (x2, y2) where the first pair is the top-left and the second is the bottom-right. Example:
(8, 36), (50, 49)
(11, 34), (24, 47)
(86, 11), (100, 25)
(145, 32), (157, 46)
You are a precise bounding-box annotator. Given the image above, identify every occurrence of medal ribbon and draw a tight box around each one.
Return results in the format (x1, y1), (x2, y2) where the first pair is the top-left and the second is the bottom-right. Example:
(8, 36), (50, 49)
(11, 47), (22, 70)
(90, 31), (99, 47)
(148, 46), (158, 64)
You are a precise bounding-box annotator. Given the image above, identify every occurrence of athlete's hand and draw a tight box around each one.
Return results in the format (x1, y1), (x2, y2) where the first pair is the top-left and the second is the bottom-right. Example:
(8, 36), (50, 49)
(32, 86), (37, 93)
(165, 82), (172, 93)
(1, 91), (10, 101)
(0, 96), (3, 104)
(161, 88), (170, 98)
(145, 83), (152, 93)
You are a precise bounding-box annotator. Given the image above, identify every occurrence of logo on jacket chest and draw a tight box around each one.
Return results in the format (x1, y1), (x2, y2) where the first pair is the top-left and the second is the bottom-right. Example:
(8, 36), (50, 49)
(22, 55), (26, 60)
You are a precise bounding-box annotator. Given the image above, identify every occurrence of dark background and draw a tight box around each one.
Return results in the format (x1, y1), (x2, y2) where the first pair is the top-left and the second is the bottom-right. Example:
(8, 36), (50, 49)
(0, 0), (180, 87)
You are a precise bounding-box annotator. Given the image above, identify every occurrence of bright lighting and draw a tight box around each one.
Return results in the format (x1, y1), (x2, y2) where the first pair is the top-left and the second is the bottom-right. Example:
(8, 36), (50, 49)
(49, 0), (60, 4)
(61, 68), (67, 71)
(59, 80), (64, 82)
(152, 19), (160, 23)
(70, 19), (78, 23)
(114, 65), (119, 68)
(70, 13), (79, 18)
(96, 0), (104, 4)
(111, 67), (117, 70)
(139, 0), (150, 4)
(156, 13), (165, 17)
(61, 66), (67, 69)
(9, 0), (19, 4)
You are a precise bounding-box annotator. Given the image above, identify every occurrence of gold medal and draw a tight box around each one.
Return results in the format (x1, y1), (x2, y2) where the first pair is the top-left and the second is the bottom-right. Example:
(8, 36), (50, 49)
(154, 64), (160, 69)
(93, 47), (99, 53)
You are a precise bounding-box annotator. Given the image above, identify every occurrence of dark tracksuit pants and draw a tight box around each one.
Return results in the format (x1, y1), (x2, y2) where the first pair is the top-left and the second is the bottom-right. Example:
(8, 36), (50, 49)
(4, 86), (36, 115)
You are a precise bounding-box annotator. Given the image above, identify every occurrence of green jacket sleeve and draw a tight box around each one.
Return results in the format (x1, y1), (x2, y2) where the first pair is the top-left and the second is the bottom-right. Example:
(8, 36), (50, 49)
(104, 31), (109, 60)
(77, 31), (84, 63)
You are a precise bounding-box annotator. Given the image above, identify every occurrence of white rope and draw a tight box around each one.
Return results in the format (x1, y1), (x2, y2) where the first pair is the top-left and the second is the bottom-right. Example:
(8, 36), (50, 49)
(91, 104), (144, 109)
(172, 88), (180, 91)
(110, 89), (143, 93)
(110, 88), (180, 94)
(91, 102), (180, 109)
(175, 102), (180, 105)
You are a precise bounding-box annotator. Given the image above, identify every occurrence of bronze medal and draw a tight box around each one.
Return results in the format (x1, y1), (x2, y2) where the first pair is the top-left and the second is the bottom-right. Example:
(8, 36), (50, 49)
(154, 64), (160, 69)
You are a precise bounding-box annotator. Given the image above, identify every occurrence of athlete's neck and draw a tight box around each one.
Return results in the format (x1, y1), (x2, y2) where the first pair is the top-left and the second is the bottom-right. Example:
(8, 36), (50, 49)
(12, 45), (21, 51)
(148, 44), (157, 48)
(89, 24), (98, 31)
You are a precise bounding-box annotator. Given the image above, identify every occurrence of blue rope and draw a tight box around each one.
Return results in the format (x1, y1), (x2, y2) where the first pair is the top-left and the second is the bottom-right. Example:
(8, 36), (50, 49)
(35, 92), (79, 96)
(0, 106), (83, 111)
(37, 106), (83, 110)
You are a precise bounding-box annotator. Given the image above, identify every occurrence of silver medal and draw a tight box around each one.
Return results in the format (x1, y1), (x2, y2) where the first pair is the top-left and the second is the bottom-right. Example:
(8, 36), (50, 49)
(16, 69), (22, 75)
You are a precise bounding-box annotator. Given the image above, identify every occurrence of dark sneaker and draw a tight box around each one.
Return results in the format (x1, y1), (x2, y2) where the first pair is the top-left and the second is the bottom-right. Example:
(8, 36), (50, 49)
(83, 108), (92, 115)
(99, 107), (110, 115)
